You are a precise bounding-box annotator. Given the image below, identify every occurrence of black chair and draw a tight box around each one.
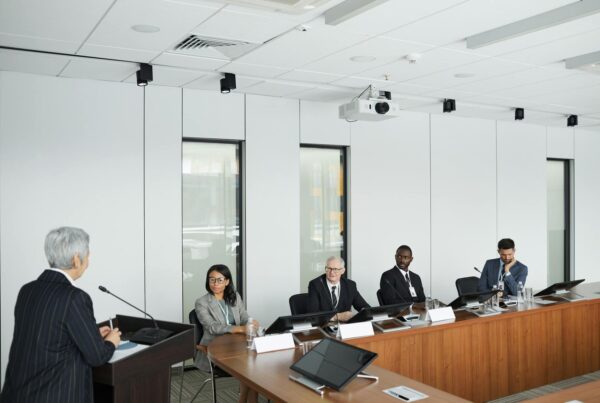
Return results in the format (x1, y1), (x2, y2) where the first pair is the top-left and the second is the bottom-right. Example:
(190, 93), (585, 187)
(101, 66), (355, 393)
(455, 276), (480, 296)
(181, 309), (231, 403)
(289, 293), (310, 315)
(376, 289), (385, 305)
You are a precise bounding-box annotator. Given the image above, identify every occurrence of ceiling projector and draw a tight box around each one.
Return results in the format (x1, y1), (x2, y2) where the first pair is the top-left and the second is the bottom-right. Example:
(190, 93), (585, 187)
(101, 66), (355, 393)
(339, 89), (401, 121)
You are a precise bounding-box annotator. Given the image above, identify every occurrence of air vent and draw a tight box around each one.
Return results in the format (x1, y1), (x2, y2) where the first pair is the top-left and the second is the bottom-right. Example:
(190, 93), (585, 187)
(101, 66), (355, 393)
(172, 35), (260, 60)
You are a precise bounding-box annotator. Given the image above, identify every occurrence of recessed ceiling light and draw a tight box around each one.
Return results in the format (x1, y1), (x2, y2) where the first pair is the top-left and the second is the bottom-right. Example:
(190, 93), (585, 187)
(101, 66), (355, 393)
(131, 24), (160, 33)
(350, 56), (376, 63)
(454, 73), (475, 78)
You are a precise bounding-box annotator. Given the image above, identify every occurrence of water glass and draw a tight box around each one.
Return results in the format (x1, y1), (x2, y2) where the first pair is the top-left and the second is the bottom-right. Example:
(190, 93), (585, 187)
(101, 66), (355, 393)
(425, 297), (434, 310)
(525, 287), (533, 303)
(246, 319), (256, 349)
(432, 299), (440, 309)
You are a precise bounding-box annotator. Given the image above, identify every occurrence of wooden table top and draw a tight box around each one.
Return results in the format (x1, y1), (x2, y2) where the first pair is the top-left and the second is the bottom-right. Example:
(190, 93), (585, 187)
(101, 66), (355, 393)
(208, 334), (471, 403)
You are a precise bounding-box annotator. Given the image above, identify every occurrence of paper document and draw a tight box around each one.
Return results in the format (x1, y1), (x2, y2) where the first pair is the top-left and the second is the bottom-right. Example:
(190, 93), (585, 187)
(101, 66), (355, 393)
(109, 341), (148, 363)
(383, 386), (428, 401)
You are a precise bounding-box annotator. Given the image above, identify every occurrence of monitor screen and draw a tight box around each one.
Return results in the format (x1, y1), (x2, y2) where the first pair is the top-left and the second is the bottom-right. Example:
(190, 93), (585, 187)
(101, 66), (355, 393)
(290, 338), (377, 391)
(449, 290), (496, 310)
(265, 310), (335, 334)
(346, 302), (411, 324)
(534, 279), (585, 297)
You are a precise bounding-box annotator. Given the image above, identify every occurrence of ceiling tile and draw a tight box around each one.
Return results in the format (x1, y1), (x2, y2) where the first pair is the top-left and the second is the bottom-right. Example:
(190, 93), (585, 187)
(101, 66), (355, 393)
(293, 87), (357, 102)
(184, 74), (263, 91)
(217, 61), (289, 78)
(59, 58), (137, 82)
(277, 69), (344, 84)
(78, 44), (160, 63)
(123, 65), (204, 86)
(244, 81), (313, 97)
(0, 49), (70, 76)
(0, 0), (114, 53)
(151, 52), (229, 70)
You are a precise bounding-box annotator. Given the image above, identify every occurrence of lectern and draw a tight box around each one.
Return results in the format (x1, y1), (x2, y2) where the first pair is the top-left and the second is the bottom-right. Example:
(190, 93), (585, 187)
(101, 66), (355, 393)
(93, 315), (194, 403)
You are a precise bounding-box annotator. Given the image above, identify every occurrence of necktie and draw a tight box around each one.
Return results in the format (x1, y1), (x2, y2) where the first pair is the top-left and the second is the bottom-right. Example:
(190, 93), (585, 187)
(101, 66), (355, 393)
(331, 286), (338, 308)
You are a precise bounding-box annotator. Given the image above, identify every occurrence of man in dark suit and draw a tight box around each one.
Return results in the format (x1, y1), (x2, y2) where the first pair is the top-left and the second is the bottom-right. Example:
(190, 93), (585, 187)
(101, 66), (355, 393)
(307, 256), (370, 322)
(380, 245), (426, 304)
(478, 238), (528, 296)
(1, 227), (121, 403)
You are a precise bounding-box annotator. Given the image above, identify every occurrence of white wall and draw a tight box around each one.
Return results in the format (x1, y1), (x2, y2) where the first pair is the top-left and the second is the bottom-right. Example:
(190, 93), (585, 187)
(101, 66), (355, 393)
(244, 95), (300, 324)
(497, 121), (547, 291)
(350, 112), (431, 305)
(430, 115), (497, 303)
(0, 72), (145, 378)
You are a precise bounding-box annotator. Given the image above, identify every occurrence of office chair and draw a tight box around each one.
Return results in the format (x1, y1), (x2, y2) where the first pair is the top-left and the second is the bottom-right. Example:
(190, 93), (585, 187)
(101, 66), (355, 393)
(180, 309), (231, 403)
(376, 289), (385, 305)
(289, 293), (310, 315)
(455, 276), (480, 296)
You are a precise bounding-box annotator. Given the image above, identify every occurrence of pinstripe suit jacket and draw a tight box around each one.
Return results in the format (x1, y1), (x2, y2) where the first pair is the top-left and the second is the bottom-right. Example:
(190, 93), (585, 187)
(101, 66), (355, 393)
(1, 270), (115, 403)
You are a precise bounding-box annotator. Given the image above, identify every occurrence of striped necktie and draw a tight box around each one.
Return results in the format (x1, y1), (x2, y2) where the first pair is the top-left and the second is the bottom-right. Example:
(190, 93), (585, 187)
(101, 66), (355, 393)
(331, 286), (338, 308)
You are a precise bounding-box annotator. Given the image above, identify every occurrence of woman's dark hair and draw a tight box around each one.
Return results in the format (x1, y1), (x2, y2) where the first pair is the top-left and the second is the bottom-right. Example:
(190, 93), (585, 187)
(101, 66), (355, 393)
(205, 264), (237, 306)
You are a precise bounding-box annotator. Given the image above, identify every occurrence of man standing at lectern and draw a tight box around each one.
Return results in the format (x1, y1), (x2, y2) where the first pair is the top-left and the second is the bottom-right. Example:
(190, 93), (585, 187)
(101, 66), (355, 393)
(478, 238), (528, 296)
(1, 227), (121, 403)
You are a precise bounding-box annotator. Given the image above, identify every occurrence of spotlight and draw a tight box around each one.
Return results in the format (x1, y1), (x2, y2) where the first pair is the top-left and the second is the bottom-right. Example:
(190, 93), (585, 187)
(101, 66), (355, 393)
(136, 63), (153, 87)
(514, 108), (524, 120)
(220, 73), (236, 94)
(567, 114), (578, 127)
(442, 98), (456, 113)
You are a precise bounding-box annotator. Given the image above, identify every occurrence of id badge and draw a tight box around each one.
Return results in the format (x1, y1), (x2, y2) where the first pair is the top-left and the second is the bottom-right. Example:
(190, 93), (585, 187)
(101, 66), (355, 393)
(409, 286), (417, 298)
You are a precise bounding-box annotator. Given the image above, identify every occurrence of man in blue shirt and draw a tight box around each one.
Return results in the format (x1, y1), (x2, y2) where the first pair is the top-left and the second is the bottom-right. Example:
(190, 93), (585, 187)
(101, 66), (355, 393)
(478, 238), (528, 296)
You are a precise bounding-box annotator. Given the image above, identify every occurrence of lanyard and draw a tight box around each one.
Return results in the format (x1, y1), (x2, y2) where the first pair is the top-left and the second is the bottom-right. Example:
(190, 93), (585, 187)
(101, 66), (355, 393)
(217, 301), (231, 324)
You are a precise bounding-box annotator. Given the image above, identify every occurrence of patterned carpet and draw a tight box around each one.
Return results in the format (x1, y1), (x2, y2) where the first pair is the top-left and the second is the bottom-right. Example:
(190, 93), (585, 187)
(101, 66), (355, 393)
(170, 367), (600, 403)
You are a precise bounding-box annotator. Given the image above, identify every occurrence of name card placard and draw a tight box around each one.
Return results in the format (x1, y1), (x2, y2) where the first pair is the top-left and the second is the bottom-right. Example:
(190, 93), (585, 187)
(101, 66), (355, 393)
(252, 333), (295, 354)
(339, 321), (374, 340)
(426, 307), (455, 323)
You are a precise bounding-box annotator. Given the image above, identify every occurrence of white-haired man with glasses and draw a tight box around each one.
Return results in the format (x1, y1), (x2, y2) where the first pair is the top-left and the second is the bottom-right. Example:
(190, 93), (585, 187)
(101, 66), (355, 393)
(306, 256), (370, 322)
(1, 227), (121, 403)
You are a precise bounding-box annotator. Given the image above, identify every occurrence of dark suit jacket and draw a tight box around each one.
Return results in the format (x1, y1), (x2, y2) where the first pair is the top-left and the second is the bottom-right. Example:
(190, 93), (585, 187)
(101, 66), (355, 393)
(1, 270), (115, 403)
(380, 267), (426, 304)
(307, 274), (370, 314)
(478, 258), (528, 296)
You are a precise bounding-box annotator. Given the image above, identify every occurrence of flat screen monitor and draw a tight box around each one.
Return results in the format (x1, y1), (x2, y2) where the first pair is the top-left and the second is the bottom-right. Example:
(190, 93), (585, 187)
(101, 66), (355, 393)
(290, 338), (377, 391)
(449, 290), (497, 310)
(265, 310), (335, 334)
(534, 279), (585, 297)
(346, 302), (412, 324)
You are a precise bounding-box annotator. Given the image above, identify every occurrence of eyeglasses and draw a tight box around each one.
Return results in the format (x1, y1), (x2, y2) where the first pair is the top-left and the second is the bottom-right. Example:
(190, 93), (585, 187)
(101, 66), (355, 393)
(325, 267), (344, 273)
(208, 277), (226, 284)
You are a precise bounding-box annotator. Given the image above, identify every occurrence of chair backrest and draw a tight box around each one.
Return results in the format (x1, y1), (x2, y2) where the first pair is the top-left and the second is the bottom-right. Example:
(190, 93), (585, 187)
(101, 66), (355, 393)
(376, 289), (385, 306)
(289, 293), (309, 315)
(188, 309), (203, 345)
(455, 276), (480, 296)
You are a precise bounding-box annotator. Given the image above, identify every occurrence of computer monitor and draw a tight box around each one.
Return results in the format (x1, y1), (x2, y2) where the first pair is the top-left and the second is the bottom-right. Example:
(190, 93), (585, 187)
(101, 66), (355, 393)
(290, 338), (377, 391)
(265, 310), (335, 334)
(449, 290), (497, 310)
(346, 302), (412, 324)
(534, 279), (585, 297)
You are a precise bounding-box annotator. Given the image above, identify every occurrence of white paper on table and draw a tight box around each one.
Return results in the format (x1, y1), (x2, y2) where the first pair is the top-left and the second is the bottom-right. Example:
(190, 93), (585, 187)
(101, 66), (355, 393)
(108, 341), (149, 363)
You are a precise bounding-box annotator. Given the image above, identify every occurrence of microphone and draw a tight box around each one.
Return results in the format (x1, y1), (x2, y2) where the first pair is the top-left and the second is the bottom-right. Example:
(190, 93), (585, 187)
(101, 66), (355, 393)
(383, 279), (418, 321)
(98, 285), (173, 345)
(473, 267), (481, 273)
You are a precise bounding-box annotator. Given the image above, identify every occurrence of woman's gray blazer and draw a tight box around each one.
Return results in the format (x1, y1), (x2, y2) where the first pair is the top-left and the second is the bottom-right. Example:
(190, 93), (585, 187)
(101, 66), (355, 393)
(194, 292), (249, 372)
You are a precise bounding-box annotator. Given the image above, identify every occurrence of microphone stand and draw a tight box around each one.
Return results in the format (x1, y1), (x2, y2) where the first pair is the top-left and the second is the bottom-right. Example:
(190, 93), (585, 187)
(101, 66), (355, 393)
(384, 279), (419, 321)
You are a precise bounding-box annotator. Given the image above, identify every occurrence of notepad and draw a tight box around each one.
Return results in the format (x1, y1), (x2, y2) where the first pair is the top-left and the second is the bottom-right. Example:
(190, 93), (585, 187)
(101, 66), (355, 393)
(383, 386), (428, 401)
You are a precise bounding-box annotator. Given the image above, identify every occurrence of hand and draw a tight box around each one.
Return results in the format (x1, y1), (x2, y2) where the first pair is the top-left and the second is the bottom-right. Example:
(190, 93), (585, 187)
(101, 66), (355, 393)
(335, 311), (354, 322)
(505, 258), (516, 272)
(98, 326), (111, 338)
(104, 328), (121, 348)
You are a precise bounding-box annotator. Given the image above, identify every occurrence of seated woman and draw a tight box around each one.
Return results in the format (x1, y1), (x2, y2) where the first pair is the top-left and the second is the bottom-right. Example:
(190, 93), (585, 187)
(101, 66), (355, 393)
(195, 264), (259, 403)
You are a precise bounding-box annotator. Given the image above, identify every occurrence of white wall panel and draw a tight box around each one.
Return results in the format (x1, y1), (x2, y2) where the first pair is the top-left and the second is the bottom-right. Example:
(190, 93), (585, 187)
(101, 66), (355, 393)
(245, 95), (300, 324)
(300, 101), (350, 146)
(144, 86), (183, 322)
(350, 111), (431, 305)
(0, 72), (144, 380)
(574, 129), (600, 282)
(547, 126), (574, 159)
(497, 121), (547, 290)
(430, 115), (497, 303)
(183, 89), (244, 140)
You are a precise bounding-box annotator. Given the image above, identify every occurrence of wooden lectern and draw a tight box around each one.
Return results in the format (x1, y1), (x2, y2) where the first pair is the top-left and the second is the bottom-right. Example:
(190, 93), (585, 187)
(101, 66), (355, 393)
(93, 315), (194, 403)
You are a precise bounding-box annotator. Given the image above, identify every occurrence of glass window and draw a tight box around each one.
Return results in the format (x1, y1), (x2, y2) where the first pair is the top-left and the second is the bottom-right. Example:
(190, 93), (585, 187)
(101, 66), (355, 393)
(547, 159), (571, 284)
(182, 141), (242, 318)
(300, 146), (347, 288)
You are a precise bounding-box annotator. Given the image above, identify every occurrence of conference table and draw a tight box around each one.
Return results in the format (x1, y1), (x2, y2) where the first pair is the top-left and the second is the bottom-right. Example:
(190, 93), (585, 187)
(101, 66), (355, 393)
(208, 282), (599, 403)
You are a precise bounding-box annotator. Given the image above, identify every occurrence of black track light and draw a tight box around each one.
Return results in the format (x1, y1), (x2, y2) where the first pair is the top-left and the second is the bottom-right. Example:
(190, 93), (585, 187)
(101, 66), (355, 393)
(442, 98), (456, 113)
(220, 73), (236, 94)
(515, 108), (524, 120)
(136, 63), (153, 87)
(567, 115), (578, 127)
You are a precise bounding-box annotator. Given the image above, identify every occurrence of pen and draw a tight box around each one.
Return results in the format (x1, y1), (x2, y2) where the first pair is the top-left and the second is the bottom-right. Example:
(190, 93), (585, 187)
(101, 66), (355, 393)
(109, 318), (113, 330)
(389, 390), (409, 401)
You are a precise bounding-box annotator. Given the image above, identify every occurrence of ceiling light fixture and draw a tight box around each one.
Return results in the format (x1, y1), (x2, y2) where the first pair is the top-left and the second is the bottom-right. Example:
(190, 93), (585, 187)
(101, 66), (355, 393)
(515, 108), (525, 121)
(324, 0), (390, 26)
(131, 24), (160, 33)
(442, 98), (456, 113)
(467, 1), (600, 49)
(220, 73), (236, 94)
(567, 114), (578, 127)
(136, 63), (153, 87)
